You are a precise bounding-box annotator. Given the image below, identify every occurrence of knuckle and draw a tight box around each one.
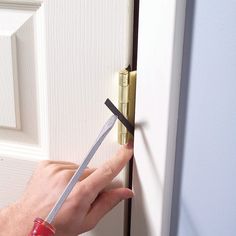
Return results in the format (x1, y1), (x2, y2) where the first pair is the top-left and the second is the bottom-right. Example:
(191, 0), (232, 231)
(103, 161), (115, 178)
(71, 183), (92, 209)
(42, 163), (65, 177)
(101, 192), (117, 208)
(57, 169), (73, 184)
(77, 182), (91, 198)
(39, 160), (52, 167)
(47, 164), (60, 175)
(69, 196), (84, 212)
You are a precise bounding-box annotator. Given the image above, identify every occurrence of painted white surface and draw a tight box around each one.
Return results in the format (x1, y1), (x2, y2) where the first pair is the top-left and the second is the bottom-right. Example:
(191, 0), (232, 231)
(0, 1), (41, 10)
(0, 7), (46, 156)
(171, 0), (236, 235)
(0, 0), (41, 4)
(131, 0), (186, 235)
(0, 7), (33, 130)
(0, 7), (33, 34)
(0, 157), (37, 206)
(0, 1), (134, 235)
(0, 33), (20, 128)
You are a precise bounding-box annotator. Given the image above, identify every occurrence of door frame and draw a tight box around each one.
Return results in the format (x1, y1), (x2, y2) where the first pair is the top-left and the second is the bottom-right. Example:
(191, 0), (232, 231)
(131, 0), (187, 235)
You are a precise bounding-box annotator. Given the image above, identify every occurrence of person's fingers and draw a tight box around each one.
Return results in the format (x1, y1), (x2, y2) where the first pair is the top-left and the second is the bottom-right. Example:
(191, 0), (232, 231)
(63, 168), (96, 183)
(77, 168), (96, 181)
(82, 188), (133, 231)
(44, 164), (79, 178)
(78, 142), (133, 202)
(103, 179), (123, 191)
(41, 160), (79, 175)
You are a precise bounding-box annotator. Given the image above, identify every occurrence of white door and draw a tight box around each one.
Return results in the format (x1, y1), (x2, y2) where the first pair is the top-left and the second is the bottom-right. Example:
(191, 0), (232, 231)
(131, 0), (187, 235)
(0, 1), (134, 235)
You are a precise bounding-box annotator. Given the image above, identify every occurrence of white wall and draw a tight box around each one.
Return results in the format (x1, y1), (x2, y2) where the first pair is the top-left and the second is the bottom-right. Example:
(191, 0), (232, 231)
(171, 0), (236, 235)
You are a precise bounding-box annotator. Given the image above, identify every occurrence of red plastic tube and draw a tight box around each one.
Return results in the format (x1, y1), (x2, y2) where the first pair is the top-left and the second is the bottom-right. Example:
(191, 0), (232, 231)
(28, 218), (56, 236)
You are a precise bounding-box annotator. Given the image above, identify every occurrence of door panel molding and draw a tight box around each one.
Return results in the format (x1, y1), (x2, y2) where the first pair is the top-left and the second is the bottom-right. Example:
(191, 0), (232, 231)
(0, 0), (41, 10)
(0, 5), (48, 160)
(0, 33), (20, 129)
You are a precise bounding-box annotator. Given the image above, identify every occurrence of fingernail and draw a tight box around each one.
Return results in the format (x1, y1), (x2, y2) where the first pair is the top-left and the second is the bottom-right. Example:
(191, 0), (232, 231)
(124, 140), (133, 149)
(125, 190), (134, 199)
(129, 191), (135, 198)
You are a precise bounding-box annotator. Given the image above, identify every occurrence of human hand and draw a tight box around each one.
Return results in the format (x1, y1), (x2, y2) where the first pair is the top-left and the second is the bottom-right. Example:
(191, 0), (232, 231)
(0, 143), (133, 236)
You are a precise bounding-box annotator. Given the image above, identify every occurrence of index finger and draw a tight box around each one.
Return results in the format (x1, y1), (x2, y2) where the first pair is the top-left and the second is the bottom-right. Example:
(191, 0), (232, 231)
(80, 142), (133, 202)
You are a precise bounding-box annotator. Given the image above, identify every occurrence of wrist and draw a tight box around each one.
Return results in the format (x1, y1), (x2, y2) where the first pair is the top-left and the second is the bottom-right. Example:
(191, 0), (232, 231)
(0, 201), (32, 236)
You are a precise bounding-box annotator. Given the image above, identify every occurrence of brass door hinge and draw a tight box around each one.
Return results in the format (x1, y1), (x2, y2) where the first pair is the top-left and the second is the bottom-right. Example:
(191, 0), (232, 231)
(118, 69), (137, 144)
